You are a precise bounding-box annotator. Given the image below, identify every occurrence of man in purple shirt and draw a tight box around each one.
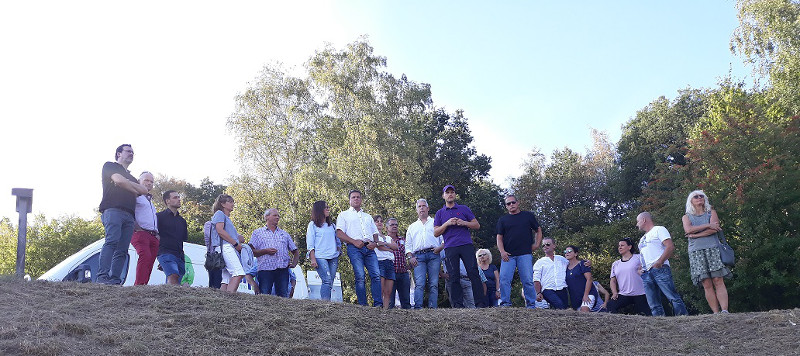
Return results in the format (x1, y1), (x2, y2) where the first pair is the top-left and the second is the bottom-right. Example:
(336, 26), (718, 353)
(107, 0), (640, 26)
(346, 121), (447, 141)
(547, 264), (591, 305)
(434, 185), (486, 308)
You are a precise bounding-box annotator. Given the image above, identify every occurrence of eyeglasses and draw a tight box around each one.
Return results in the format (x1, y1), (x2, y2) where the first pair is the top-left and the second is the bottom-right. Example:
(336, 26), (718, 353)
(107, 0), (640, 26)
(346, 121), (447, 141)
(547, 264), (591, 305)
(563, 250), (574, 254)
(505, 201), (518, 206)
(388, 223), (398, 227)
(693, 194), (705, 199)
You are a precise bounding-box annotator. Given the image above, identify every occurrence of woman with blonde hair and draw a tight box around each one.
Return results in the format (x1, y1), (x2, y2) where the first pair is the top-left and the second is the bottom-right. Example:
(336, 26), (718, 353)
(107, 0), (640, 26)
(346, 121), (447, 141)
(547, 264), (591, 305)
(476, 249), (500, 307)
(682, 190), (732, 313)
(210, 194), (245, 293)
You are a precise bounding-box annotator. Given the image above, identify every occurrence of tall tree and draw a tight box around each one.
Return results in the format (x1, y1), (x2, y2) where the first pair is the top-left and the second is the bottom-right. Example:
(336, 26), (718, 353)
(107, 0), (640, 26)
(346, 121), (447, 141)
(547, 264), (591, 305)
(226, 38), (500, 304)
(733, 0), (800, 111)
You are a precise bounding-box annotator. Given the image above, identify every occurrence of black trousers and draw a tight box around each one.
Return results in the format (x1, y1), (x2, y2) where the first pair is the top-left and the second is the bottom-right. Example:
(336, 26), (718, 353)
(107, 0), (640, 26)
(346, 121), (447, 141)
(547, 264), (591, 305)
(608, 294), (651, 316)
(444, 244), (486, 308)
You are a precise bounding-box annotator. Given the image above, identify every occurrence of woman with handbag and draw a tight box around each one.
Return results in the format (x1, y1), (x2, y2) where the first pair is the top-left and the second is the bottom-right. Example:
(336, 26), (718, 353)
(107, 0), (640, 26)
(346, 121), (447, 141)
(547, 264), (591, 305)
(682, 190), (733, 313)
(211, 194), (246, 293)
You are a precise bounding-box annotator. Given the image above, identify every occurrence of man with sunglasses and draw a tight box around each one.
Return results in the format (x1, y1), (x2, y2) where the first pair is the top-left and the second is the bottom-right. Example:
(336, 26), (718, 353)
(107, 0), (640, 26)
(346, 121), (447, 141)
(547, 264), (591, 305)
(496, 195), (542, 308)
(636, 212), (689, 316)
(533, 237), (570, 309)
(434, 185), (486, 308)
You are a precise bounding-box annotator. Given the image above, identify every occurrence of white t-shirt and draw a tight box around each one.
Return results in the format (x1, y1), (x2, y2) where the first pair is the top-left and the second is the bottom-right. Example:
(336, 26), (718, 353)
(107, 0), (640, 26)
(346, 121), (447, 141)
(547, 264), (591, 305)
(638, 226), (671, 270)
(374, 234), (395, 261)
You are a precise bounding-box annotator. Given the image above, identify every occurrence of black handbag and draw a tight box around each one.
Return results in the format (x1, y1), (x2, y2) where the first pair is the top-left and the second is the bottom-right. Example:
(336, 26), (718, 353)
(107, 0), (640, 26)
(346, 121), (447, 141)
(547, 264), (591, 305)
(204, 221), (227, 271)
(205, 245), (226, 271)
(717, 230), (735, 267)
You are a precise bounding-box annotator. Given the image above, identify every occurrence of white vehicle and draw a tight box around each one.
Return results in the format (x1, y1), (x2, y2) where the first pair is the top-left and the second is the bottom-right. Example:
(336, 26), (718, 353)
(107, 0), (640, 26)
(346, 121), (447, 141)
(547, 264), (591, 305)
(38, 239), (307, 297)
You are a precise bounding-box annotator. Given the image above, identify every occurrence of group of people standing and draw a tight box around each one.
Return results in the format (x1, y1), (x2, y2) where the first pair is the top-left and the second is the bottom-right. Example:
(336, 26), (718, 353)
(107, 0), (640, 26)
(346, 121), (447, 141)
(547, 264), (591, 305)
(97, 144), (733, 314)
(97, 144), (188, 287)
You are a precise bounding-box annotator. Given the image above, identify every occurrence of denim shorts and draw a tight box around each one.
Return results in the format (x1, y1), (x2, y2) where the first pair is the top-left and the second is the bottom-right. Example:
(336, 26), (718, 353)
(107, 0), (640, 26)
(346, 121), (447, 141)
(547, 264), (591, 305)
(157, 253), (185, 277)
(378, 259), (395, 280)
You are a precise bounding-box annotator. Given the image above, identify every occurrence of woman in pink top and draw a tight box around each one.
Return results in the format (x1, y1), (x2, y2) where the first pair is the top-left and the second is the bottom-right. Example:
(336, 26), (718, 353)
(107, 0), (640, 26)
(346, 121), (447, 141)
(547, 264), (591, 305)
(607, 238), (651, 315)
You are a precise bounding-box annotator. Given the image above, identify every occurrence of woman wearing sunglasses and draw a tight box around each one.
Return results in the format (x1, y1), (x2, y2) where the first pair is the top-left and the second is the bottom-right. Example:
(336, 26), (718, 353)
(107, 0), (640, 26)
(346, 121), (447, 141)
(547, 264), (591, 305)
(682, 190), (732, 313)
(607, 238), (650, 315)
(564, 245), (598, 312)
(476, 248), (500, 307)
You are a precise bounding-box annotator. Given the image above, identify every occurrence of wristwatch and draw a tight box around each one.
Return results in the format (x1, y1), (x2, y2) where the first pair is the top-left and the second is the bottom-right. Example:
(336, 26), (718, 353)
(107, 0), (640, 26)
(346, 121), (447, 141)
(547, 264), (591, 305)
(233, 242), (239, 247)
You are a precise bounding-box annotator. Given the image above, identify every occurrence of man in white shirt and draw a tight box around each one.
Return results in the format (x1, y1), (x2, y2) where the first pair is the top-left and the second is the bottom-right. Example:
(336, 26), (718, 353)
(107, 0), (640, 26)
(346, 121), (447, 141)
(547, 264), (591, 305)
(336, 189), (382, 307)
(533, 237), (569, 309)
(131, 171), (159, 286)
(405, 198), (444, 309)
(637, 212), (689, 316)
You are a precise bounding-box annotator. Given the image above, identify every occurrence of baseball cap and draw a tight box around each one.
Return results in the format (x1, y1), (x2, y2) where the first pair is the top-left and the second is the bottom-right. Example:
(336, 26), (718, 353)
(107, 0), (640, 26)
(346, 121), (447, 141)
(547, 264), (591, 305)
(442, 185), (455, 193)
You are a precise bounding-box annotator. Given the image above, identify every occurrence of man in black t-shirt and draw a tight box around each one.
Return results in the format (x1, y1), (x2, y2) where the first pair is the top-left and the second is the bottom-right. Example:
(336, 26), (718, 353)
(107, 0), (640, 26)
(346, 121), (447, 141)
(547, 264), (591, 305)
(496, 194), (542, 308)
(97, 144), (148, 285)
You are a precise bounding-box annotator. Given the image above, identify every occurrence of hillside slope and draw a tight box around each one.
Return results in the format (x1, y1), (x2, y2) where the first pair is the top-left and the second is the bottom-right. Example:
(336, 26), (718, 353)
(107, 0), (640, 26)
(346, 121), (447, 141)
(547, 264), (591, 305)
(1, 278), (798, 355)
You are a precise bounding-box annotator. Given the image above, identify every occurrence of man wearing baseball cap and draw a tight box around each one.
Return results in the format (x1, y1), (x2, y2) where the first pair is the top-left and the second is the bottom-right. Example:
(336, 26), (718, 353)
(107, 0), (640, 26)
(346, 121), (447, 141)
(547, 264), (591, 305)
(433, 185), (486, 308)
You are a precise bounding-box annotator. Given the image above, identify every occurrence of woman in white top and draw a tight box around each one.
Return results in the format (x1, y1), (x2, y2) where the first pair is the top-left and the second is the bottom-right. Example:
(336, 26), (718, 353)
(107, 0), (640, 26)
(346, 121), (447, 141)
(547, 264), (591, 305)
(373, 215), (398, 310)
(306, 200), (341, 301)
(210, 194), (245, 293)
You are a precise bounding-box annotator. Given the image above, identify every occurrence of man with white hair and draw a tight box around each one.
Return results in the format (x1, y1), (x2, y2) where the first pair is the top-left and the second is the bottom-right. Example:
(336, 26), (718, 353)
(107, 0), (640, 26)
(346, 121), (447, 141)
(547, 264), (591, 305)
(131, 171), (159, 285)
(249, 208), (299, 296)
(405, 198), (444, 309)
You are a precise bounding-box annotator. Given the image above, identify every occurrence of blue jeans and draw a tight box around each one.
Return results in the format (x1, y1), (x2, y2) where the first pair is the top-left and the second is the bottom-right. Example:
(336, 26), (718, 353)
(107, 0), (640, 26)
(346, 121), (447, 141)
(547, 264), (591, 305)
(257, 268), (289, 297)
(347, 244), (382, 306)
(157, 253), (185, 278)
(412, 251), (441, 309)
(642, 265), (689, 316)
(499, 254), (536, 308)
(542, 288), (569, 309)
(315, 257), (339, 301)
(390, 272), (411, 309)
(459, 277), (477, 308)
(98, 208), (135, 284)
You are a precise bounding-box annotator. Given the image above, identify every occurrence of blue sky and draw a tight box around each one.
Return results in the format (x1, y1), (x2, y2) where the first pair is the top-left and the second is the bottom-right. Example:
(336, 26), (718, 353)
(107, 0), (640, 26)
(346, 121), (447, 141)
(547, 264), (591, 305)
(0, 1), (749, 220)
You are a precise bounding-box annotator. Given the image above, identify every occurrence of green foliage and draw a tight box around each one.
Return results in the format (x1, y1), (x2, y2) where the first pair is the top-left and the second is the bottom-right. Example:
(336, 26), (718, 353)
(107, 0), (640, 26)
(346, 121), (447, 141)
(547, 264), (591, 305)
(733, 0), (800, 111)
(688, 84), (799, 311)
(616, 90), (707, 202)
(0, 215), (104, 278)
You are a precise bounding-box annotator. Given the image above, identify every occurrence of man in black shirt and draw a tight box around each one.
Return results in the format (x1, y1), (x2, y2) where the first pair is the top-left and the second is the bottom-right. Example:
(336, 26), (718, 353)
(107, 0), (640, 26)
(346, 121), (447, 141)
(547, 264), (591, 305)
(97, 144), (148, 285)
(156, 190), (188, 285)
(496, 194), (542, 308)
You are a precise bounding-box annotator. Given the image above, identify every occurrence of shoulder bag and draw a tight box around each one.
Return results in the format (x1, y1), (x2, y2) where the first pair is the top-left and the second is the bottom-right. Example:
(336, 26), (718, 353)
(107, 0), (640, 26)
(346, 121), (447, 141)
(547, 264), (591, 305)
(717, 230), (735, 267)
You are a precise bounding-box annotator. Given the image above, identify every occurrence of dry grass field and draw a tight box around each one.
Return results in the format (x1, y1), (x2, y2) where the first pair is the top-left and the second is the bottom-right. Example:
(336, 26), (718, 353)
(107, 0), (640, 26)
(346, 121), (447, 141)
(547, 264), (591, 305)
(1, 277), (798, 355)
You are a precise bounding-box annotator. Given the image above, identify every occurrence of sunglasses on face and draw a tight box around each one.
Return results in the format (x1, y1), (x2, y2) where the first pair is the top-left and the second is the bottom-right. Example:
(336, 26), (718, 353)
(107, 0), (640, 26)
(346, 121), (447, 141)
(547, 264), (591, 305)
(478, 254), (488, 257)
(389, 223), (398, 227)
(693, 194), (705, 199)
(564, 250), (574, 254)
(543, 243), (552, 247)
(505, 201), (518, 206)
